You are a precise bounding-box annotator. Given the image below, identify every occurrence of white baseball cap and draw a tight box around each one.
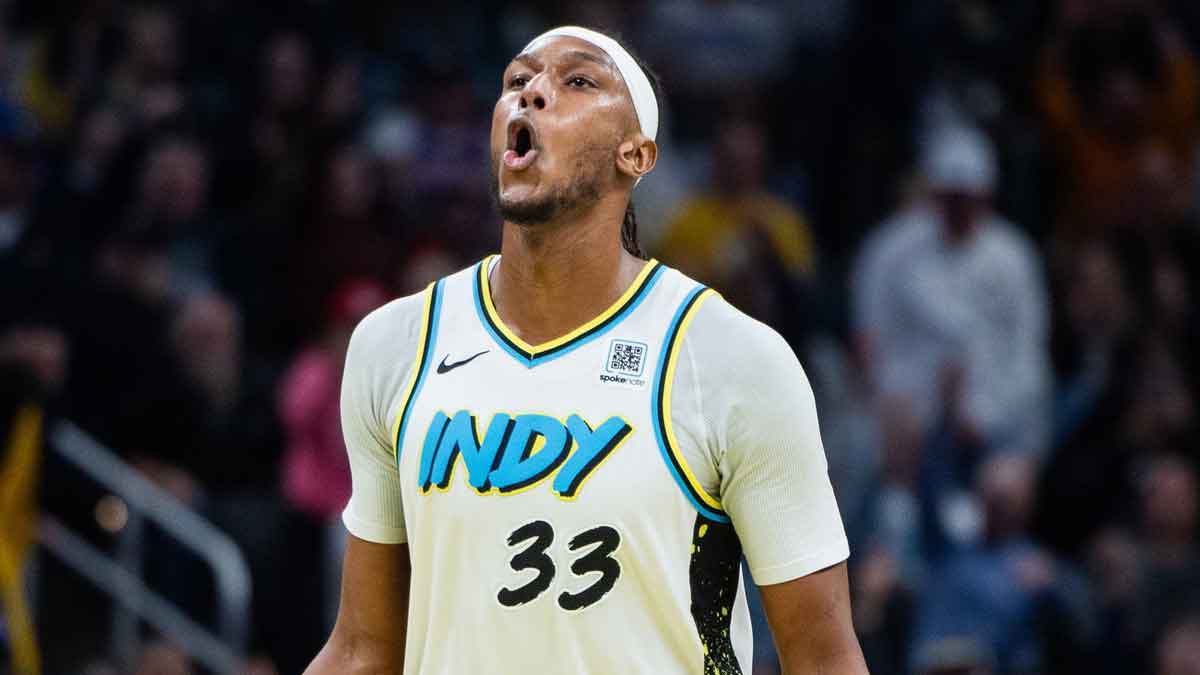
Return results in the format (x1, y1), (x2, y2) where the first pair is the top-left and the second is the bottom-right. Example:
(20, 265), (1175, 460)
(922, 125), (996, 196)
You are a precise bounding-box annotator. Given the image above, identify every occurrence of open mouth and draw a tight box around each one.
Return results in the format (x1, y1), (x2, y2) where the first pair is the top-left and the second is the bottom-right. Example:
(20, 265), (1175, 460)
(503, 118), (540, 171)
(507, 118), (537, 157)
(514, 127), (532, 156)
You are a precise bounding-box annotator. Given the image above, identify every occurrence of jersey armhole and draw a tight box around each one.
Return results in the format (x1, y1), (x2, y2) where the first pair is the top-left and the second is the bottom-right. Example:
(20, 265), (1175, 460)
(390, 279), (445, 462)
(650, 285), (729, 523)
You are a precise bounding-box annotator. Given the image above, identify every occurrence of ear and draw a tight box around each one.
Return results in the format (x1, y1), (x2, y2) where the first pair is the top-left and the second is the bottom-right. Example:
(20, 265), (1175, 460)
(616, 134), (657, 181)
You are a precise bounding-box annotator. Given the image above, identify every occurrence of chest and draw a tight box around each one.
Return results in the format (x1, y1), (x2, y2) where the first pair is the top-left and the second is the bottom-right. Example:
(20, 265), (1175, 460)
(396, 323), (683, 533)
(895, 246), (1014, 326)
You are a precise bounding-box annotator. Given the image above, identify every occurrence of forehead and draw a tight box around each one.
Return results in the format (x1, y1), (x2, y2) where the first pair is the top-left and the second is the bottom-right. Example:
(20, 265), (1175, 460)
(512, 35), (618, 74)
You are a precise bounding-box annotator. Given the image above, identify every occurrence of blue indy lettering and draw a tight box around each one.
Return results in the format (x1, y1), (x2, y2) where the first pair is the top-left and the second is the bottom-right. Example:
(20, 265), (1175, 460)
(416, 412), (632, 498)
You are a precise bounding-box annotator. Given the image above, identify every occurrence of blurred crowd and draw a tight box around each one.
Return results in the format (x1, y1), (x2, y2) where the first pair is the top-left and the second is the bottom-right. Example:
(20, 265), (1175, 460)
(4, 0), (1200, 674)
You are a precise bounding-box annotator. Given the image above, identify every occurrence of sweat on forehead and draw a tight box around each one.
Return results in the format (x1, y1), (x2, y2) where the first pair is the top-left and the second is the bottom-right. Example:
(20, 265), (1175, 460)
(520, 26), (659, 141)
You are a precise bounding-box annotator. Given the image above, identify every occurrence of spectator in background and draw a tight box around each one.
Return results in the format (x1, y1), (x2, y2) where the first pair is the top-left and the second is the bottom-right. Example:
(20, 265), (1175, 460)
(412, 63), (488, 197)
(657, 117), (815, 340)
(1040, 331), (1198, 561)
(27, 103), (128, 267)
(0, 327), (67, 407)
(123, 293), (286, 671)
(1158, 617), (1200, 675)
(218, 30), (316, 222)
(853, 546), (916, 675)
(913, 455), (1090, 674)
(210, 30), (320, 360)
(124, 134), (216, 299)
(365, 106), (420, 226)
(406, 63), (494, 260)
(314, 56), (365, 143)
(16, 4), (113, 138)
(1122, 338), (1198, 460)
(1139, 456), (1200, 641)
(0, 101), (37, 262)
(107, 4), (185, 128)
(852, 126), (1050, 470)
(292, 144), (392, 340)
(1052, 242), (1136, 446)
(125, 294), (281, 501)
(1037, 0), (1200, 239)
(643, 0), (794, 136)
(65, 223), (176, 455)
(394, 244), (464, 297)
(1038, 242), (1142, 555)
(1088, 527), (1150, 674)
(278, 277), (388, 630)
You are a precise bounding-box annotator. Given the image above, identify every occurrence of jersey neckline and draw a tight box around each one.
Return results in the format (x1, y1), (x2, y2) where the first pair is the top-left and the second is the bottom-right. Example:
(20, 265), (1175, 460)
(473, 254), (664, 368)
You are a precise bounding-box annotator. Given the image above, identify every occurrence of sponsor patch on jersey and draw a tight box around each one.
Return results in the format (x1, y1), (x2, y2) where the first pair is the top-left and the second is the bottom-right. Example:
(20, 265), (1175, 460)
(601, 339), (647, 388)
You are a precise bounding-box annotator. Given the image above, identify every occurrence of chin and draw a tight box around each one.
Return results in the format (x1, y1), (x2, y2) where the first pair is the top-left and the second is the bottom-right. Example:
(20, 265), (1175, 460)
(497, 190), (559, 225)
(498, 180), (540, 205)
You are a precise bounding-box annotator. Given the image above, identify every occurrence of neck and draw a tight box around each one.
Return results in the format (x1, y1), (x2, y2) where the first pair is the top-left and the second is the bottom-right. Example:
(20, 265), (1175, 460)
(491, 194), (643, 346)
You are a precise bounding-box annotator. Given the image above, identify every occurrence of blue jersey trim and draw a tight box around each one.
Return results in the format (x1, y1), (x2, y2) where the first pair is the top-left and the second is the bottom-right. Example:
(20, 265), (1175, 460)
(473, 259), (665, 368)
(651, 285), (730, 523)
(395, 279), (444, 464)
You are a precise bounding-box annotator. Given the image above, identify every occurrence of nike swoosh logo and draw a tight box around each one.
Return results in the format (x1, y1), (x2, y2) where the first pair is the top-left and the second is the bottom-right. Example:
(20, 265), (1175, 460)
(436, 350), (489, 374)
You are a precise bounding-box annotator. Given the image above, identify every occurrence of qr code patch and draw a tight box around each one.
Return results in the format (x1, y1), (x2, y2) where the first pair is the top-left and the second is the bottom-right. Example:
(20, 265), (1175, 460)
(607, 340), (646, 376)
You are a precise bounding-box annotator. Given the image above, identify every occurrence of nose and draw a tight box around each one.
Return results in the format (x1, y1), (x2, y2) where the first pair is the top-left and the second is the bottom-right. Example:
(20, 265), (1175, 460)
(519, 73), (549, 111)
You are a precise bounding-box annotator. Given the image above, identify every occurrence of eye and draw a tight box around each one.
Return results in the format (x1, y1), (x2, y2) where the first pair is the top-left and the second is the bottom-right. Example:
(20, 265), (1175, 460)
(567, 76), (595, 88)
(507, 74), (529, 89)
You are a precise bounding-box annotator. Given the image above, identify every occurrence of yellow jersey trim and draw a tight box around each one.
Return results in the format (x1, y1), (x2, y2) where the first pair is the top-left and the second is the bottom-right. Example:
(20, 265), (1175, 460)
(478, 254), (660, 355)
(391, 280), (442, 459)
(659, 287), (725, 513)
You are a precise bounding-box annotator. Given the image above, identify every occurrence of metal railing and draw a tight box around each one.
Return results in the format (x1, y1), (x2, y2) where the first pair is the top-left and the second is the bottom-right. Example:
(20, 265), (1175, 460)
(38, 420), (252, 673)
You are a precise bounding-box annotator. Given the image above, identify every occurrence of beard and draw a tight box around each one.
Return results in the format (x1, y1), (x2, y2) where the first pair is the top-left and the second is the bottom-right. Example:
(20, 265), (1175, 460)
(489, 142), (611, 225)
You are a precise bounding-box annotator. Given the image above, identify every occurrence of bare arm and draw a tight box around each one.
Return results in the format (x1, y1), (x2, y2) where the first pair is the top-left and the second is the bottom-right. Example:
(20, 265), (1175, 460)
(305, 536), (410, 674)
(760, 562), (869, 675)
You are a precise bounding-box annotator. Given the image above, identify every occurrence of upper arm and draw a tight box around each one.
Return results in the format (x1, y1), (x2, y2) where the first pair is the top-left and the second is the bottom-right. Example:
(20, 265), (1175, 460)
(1011, 237), (1048, 340)
(677, 297), (862, 669)
(850, 218), (912, 348)
(309, 294), (426, 674)
(681, 299), (849, 584)
(305, 536), (410, 673)
(759, 562), (868, 675)
(341, 295), (426, 545)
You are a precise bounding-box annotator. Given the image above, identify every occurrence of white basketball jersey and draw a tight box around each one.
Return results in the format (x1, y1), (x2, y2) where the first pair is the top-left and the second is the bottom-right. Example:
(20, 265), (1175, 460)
(393, 257), (752, 674)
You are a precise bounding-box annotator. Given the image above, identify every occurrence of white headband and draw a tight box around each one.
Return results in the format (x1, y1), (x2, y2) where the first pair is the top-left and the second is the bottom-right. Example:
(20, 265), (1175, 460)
(523, 26), (658, 141)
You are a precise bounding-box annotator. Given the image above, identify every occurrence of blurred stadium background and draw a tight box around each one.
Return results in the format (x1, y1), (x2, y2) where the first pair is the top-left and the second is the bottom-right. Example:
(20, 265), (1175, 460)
(3, 0), (1200, 673)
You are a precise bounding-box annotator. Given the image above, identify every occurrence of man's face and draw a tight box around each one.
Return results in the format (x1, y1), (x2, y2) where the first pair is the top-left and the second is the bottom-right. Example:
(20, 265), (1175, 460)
(933, 190), (987, 241)
(490, 36), (638, 225)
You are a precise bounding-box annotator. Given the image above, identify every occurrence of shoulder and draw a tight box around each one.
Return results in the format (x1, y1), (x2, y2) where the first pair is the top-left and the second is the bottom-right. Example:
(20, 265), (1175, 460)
(347, 289), (431, 363)
(661, 269), (793, 365)
(348, 262), (479, 360)
(980, 217), (1041, 270)
(855, 207), (936, 270)
(678, 291), (808, 398)
(984, 216), (1037, 249)
(339, 288), (434, 439)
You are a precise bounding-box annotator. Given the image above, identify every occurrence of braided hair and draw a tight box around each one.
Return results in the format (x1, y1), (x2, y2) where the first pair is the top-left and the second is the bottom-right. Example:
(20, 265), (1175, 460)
(618, 46), (663, 260)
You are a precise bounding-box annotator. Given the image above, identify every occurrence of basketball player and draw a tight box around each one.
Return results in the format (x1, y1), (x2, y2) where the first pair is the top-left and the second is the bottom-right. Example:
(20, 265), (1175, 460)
(306, 27), (866, 674)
